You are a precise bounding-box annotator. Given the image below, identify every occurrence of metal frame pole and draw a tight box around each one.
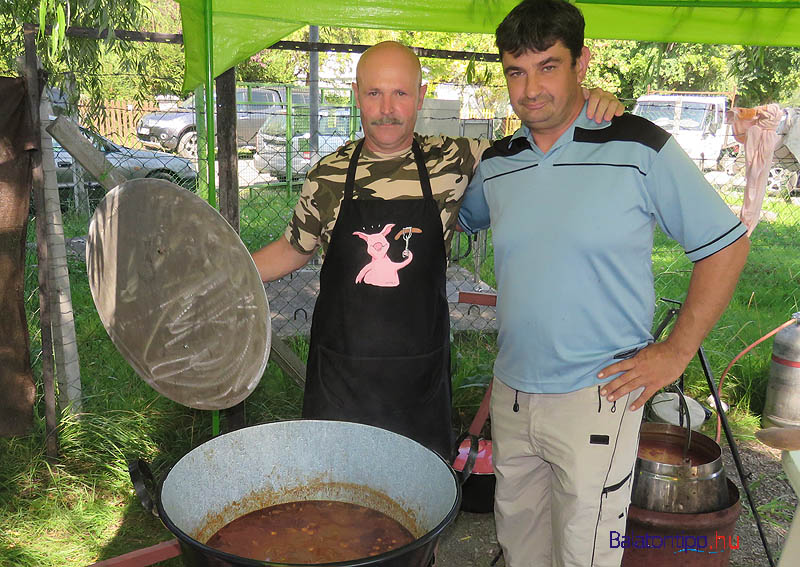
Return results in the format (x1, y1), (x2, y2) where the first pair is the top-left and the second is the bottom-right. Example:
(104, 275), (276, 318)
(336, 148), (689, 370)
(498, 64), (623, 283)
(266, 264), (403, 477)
(698, 346), (776, 566)
(202, 0), (219, 437)
(203, 0), (216, 209)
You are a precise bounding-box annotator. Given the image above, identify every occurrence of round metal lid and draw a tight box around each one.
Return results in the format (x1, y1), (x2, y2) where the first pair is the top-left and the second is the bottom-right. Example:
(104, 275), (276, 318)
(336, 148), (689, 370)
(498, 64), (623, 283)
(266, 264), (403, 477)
(86, 178), (270, 410)
(648, 392), (708, 431)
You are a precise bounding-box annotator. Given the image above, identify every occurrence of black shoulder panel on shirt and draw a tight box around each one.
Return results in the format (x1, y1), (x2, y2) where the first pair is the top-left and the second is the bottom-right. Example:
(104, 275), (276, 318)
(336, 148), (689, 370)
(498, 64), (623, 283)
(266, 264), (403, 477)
(482, 135), (531, 161)
(573, 113), (671, 152)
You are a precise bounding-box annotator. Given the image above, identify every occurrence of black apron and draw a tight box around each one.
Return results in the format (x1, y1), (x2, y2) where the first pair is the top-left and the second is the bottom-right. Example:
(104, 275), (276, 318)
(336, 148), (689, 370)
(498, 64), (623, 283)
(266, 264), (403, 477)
(303, 138), (453, 458)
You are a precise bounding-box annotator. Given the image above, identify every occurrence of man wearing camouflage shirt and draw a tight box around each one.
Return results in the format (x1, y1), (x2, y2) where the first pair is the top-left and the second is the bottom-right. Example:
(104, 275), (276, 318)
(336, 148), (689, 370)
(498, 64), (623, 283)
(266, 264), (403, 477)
(252, 41), (621, 457)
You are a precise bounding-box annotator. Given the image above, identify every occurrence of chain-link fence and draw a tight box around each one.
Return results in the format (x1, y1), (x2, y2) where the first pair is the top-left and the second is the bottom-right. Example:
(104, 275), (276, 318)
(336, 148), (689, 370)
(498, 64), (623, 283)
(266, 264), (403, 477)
(33, 80), (800, 417)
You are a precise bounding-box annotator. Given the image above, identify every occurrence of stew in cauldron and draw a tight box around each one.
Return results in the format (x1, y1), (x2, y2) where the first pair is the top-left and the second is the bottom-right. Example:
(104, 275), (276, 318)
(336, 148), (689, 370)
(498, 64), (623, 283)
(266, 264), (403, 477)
(206, 500), (415, 563)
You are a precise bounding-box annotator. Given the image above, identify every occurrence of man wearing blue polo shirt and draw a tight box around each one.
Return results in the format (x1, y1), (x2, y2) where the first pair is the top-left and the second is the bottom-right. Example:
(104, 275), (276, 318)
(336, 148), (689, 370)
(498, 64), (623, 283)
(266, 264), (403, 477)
(458, 1), (750, 565)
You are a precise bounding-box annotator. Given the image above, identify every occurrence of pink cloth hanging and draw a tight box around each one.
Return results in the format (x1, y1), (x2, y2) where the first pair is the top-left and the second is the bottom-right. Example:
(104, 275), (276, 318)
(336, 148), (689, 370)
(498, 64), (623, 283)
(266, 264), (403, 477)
(733, 103), (782, 236)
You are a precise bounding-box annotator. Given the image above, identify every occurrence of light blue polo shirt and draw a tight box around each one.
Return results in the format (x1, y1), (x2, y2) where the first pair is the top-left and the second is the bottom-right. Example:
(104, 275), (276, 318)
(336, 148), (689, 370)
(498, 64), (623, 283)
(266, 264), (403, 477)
(458, 105), (746, 394)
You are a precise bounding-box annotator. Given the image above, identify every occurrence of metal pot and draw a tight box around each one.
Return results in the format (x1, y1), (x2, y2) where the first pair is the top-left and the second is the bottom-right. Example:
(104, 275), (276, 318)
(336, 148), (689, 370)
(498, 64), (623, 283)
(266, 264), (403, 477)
(452, 433), (495, 513)
(133, 420), (461, 567)
(451, 382), (495, 514)
(631, 423), (729, 514)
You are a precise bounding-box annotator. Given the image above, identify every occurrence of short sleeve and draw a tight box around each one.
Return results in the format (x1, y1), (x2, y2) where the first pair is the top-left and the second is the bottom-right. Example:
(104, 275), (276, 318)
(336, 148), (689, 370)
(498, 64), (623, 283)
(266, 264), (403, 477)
(646, 137), (746, 262)
(284, 175), (323, 254)
(464, 137), (492, 176)
(457, 160), (491, 234)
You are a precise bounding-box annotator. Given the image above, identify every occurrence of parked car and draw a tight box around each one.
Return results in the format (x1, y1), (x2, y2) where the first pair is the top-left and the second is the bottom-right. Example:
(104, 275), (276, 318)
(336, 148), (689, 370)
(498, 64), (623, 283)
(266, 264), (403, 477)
(253, 106), (361, 180)
(136, 87), (302, 158)
(632, 93), (737, 170)
(53, 127), (197, 206)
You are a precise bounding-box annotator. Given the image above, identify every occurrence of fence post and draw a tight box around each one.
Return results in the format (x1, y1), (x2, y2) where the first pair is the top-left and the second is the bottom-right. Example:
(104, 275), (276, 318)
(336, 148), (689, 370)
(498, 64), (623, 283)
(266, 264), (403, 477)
(215, 66), (245, 432)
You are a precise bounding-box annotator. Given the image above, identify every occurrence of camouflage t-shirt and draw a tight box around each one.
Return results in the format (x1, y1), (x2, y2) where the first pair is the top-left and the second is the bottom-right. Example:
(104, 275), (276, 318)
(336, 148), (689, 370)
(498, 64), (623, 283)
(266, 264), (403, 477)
(284, 134), (491, 256)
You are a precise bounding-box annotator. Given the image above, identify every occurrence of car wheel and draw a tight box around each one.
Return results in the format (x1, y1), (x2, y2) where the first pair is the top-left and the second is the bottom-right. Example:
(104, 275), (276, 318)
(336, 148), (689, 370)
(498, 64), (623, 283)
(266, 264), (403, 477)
(177, 130), (197, 159)
(147, 171), (179, 184)
(767, 166), (789, 195)
(788, 171), (800, 196)
(147, 171), (197, 192)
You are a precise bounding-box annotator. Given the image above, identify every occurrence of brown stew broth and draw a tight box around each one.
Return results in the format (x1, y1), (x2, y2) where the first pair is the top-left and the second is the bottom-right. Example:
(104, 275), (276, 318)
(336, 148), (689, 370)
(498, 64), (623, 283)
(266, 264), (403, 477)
(206, 500), (415, 563)
(638, 440), (710, 466)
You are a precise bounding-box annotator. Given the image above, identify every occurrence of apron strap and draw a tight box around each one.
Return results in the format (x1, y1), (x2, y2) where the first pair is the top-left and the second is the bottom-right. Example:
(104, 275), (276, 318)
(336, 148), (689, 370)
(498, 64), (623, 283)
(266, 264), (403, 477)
(344, 138), (365, 201)
(344, 137), (433, 202)
(410, 138), (434, 201)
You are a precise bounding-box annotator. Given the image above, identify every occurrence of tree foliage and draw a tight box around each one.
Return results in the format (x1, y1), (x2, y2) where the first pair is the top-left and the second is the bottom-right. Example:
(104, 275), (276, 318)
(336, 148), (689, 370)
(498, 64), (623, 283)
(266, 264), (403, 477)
(584, 41), (735, 107)
(728, 46), (800, 107)
(1, 0), (153, 110)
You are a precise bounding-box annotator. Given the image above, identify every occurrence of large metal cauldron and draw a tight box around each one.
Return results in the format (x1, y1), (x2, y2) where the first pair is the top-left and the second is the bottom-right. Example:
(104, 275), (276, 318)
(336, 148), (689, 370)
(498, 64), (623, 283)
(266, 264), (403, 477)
(148, 420), (461, 567)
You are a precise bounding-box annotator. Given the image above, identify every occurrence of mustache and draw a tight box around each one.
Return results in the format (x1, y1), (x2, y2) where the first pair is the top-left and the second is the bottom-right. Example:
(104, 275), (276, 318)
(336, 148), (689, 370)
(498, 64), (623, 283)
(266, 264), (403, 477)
(519, 94), (552, 105)
(370, 117), (403, 126)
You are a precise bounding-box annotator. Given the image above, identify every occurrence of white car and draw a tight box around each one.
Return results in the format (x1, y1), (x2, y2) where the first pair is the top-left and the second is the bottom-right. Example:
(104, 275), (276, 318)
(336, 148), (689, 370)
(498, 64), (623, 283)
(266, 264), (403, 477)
(633, 94), (737, 171)
(254, 106), (361, 181)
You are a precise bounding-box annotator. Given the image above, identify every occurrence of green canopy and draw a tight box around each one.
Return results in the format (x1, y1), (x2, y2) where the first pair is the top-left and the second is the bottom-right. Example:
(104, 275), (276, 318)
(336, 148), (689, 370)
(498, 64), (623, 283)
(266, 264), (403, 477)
(178, 0), (800, 91)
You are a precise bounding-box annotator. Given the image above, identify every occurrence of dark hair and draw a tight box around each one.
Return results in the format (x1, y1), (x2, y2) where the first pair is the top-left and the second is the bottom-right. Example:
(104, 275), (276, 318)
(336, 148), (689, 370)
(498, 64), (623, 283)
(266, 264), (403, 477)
(496, 0), (585, 63)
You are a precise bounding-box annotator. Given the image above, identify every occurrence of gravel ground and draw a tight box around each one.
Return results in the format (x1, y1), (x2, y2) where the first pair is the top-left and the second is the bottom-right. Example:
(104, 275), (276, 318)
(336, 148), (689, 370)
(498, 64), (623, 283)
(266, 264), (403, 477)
(436, 438), (796, 567)
(722, 439), (796, 567)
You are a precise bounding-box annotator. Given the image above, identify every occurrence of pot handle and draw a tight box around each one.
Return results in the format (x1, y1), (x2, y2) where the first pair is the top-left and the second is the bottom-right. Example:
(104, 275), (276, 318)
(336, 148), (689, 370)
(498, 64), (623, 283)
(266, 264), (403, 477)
(128, 458), (159, 517)
(453, 431), (480, 484)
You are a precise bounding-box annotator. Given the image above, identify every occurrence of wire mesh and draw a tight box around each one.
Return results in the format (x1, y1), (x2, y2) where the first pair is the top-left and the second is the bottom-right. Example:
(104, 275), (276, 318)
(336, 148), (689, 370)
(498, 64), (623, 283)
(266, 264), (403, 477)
(34, 83), (800, 408)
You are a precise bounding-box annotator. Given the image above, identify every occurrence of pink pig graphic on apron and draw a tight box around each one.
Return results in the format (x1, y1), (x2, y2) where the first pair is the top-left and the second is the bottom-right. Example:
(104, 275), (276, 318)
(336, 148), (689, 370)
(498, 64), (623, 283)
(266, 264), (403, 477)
(353, 223), (413, 287)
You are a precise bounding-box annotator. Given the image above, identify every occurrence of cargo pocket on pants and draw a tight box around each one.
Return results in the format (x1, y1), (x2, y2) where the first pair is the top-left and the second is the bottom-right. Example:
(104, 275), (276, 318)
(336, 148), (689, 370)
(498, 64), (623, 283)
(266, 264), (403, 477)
(599, 470), (633, 525)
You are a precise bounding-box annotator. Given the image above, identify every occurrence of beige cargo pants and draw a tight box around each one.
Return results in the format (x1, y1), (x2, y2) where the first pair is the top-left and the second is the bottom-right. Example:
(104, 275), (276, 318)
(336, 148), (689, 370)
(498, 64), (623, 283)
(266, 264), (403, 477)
(491, 377), (644, 567)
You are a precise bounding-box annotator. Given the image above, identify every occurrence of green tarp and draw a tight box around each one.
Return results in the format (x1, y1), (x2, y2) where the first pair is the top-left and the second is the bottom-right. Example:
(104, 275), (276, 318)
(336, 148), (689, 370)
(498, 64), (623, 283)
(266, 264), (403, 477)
(178, 0), (800, 91)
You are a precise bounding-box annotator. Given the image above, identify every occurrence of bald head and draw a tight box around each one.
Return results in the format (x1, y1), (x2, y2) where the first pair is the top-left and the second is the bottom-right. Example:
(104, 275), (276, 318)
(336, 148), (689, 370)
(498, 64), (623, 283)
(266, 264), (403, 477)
(352, 41), (427, 154)
(356, 41), (422, 87)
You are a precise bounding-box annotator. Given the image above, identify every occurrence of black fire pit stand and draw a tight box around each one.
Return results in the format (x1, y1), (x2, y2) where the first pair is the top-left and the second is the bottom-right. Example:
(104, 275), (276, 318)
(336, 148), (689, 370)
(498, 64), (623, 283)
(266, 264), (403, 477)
(657, 298), (775, 567)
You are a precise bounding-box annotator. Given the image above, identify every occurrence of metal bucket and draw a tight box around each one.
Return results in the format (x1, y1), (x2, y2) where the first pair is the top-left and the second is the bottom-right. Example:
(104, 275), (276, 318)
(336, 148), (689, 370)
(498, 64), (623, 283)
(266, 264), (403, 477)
(631, 423), (728, 514)
(137, 420), (461, 567)
(763, 316), (800, 428)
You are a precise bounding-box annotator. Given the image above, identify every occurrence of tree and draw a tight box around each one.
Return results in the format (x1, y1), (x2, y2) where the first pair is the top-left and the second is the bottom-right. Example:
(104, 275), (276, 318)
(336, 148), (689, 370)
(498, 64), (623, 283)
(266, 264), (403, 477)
(0, 0), (174, 111)
(728, 46), (800, 107)
(0, 0), (150, 98)
(585, 40), (735, 107)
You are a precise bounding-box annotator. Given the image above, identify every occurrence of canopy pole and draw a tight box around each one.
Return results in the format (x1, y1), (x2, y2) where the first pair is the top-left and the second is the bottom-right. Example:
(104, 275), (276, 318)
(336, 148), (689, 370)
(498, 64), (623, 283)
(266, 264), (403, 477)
(204, 0), (218, 437)
(203, 0), (216, 208)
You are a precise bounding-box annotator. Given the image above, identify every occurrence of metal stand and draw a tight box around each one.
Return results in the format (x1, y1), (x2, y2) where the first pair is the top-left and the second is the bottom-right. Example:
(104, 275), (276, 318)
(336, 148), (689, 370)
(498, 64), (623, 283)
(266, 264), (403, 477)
(656, 298), (776, 567)
(698, 346), (776, 567)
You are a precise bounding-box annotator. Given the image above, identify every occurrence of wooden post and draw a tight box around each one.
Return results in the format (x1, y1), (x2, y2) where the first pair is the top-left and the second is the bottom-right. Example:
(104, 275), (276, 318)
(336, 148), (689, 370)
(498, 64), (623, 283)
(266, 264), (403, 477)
(216, 67), (239, 232)
(215, 67), (245, 431)
(23, 26), (58, 460)
(39, 93), (84, 414)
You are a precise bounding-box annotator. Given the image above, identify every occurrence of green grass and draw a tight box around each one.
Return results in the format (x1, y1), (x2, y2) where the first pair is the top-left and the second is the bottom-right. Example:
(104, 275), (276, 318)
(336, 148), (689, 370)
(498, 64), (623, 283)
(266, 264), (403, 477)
(3, 185), (798, 565)
(238, 188), (299, 251)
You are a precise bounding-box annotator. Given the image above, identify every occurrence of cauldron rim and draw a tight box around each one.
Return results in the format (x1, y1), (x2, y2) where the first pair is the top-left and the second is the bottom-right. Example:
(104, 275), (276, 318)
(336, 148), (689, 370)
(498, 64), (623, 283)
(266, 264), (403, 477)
(155, 420), (463, 566)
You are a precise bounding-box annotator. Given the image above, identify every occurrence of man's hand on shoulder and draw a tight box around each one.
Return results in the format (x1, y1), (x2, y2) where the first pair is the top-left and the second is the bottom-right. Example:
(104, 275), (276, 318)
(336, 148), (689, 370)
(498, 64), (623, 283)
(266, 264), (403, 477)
(596, 341), (694, 411)
(584, 87), (625, 124)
